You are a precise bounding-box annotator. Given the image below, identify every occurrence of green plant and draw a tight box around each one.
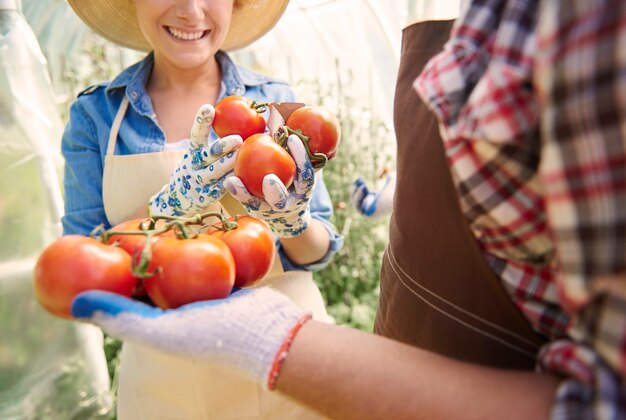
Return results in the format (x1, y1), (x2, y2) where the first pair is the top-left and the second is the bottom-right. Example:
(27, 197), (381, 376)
(294, 71), (394, 332)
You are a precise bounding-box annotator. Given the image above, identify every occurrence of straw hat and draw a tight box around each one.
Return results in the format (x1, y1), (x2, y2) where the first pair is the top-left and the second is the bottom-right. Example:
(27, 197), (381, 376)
(67, 0), (290, 52)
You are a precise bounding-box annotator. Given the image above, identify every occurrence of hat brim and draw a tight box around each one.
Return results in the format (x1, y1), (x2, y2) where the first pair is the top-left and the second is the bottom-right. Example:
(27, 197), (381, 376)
(67, 0), (289, 52)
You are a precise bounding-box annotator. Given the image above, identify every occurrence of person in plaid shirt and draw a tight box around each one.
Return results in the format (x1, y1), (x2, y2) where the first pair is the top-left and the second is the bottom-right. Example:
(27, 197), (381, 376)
(69, 0), (624, 418)
(414, 0), (626, 416)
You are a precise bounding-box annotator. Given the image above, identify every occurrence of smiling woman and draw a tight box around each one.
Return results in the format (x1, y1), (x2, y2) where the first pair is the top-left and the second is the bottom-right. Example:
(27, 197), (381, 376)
(133, 0), (233, 74)
(60, 0), (343, 419)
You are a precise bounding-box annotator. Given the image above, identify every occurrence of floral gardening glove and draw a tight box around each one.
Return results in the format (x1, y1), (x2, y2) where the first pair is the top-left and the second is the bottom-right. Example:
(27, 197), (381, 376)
(149, 104), (243, 217)
(225, 135), (315, 238)
(72, 287), (311, 390)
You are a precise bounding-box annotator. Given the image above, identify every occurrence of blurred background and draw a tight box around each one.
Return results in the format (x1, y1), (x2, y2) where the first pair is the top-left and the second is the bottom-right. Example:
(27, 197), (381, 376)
(1, 0), (460, 417)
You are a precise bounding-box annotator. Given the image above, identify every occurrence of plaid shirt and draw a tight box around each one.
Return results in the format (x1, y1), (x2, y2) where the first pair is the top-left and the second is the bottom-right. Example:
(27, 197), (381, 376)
(415, 0), (626, 417)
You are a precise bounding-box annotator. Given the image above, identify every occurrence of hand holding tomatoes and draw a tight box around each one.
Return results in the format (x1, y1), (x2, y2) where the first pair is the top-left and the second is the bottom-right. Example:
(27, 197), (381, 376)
(33, 210), (280, 318)
(149, 104), (243, 218)
(226, 135), (316, 238)
(71, 287), (311, 389)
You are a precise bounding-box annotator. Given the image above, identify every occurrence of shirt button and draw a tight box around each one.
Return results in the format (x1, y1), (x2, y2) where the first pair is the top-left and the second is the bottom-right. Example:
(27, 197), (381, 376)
(130, 91), (138, 99)
(228, 86), (245, 96)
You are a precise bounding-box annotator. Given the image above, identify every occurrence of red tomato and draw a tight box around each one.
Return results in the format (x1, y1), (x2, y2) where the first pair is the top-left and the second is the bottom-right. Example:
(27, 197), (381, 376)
(145, 234), (235, 309)
(106, 218), (176, 295)
(33, 235), (136, 319)
(212, 95), (266, 140)
(206, 216), (276, 288)
(234, 133), (296, 198)
(286, 106), (341, 164)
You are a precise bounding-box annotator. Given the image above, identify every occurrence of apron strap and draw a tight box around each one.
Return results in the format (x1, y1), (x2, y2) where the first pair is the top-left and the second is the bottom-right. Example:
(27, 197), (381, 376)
(107, 95), (130, 156)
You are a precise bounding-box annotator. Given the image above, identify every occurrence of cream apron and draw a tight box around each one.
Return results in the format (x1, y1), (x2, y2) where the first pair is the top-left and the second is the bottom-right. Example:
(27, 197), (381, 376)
(103, 96), (330, 419)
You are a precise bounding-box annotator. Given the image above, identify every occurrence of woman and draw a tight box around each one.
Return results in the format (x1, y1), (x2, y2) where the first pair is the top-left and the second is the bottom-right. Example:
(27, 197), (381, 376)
(62, 0), (342, 418)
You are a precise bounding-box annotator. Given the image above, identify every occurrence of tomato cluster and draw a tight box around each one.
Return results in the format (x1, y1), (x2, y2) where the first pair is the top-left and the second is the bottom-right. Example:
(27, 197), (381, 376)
(33, 214), (276, 319)
(213, 96), (341, 198)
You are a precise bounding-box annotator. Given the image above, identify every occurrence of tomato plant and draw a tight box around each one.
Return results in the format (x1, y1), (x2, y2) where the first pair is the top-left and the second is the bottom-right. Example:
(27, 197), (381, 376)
(234, 133), (296, 198)
(286, 106), (341, 166)
(106, 218), (177, 295)
(205, 216), (276, 288)
(106, 218), (175, 258)
(144, 234), (235, 309)
(33, 235), (137, 319)
(212, 95), (267, 140)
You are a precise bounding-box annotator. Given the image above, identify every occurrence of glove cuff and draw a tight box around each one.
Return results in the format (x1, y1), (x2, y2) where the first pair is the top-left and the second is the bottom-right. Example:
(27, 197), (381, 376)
(266, 314), (312, 389)
(230, 289), (312, 387)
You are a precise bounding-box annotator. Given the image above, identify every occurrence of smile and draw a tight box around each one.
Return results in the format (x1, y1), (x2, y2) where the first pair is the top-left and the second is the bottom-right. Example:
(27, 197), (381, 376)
(166, 26), (208, 41)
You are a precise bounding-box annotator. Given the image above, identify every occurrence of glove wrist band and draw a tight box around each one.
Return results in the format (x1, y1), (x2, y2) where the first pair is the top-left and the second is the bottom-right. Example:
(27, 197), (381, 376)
(267, 314), (312, 390)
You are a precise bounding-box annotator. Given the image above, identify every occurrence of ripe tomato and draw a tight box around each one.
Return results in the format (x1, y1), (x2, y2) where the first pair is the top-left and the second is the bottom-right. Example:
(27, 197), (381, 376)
(145, 234), (235, 309)
(286, 106), (341, 164)
(212, 95), (266, 140)
(234, 133), (296, 198)
(106, 218), (177, 295)
(205, 216), (276, 288)
(33, 235), (136, 319)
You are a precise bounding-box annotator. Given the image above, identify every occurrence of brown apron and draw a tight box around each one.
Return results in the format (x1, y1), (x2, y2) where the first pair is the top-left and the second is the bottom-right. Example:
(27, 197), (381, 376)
(374, 20), (546, 370)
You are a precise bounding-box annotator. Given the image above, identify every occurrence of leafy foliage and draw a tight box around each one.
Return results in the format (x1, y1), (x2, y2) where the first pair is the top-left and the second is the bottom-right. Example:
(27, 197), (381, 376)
(294, 72), (394, 332)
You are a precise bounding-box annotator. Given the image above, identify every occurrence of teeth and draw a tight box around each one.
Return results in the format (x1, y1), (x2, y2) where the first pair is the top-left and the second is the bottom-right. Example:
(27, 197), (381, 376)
(168, 27), (205, 41)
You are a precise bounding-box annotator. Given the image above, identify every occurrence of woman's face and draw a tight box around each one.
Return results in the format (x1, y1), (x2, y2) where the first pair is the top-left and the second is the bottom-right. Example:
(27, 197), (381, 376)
(135, 0), (235, 70)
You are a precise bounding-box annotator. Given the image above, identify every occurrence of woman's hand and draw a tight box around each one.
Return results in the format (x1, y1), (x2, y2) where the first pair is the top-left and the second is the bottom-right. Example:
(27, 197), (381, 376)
(225, 135), (315, 238)
(149, 104), (242, 217)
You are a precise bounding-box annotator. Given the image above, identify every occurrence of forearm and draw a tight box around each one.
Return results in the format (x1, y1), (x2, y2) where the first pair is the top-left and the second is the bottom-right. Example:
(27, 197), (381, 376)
(279, 218), (330, 265)
(276, 321), (560, 420)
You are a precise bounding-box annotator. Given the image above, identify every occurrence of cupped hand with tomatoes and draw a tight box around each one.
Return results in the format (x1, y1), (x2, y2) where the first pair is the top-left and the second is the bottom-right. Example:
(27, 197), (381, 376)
(226, 134), (316, 238)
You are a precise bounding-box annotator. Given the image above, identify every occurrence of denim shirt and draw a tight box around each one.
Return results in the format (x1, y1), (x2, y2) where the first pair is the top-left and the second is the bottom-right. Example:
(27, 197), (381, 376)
(61, 51), (342, 271)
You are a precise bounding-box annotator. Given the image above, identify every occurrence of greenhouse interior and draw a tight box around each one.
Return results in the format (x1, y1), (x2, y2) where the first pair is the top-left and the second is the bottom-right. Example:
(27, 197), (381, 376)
(1, 0), (460, 417)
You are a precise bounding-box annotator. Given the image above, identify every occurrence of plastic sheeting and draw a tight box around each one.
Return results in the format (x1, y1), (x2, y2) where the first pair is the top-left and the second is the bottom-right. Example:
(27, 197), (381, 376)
(22, 0), (440, 131)
(0, 7), (112, 419)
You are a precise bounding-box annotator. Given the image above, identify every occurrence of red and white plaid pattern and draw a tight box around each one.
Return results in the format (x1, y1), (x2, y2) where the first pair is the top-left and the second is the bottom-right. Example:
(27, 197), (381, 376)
(415, 0), (626, 416)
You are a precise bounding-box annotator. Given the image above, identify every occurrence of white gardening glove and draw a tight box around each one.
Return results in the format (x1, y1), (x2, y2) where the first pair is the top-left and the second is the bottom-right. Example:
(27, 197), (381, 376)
(72, 287), (311, 389)
(351, 171), (396, 219)
(225, 135), (315, 238)
(149, 104), (243, 217)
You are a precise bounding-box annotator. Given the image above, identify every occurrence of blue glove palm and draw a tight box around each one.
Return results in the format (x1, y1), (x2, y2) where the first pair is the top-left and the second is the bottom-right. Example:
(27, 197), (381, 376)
(72, 288), (311, 389)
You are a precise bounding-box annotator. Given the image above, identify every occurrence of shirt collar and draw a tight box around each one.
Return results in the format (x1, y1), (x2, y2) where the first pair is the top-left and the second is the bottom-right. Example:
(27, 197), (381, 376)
(104, 51), (274, 113)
